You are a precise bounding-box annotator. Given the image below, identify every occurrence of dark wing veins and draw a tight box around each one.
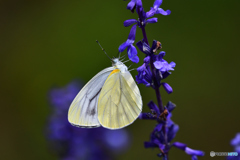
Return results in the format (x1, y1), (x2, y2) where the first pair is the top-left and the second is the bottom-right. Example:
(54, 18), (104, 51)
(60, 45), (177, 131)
(89, 88), (102, 102)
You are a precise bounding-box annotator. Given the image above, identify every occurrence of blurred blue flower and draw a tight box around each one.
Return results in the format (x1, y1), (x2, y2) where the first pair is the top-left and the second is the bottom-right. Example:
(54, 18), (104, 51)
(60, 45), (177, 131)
(227, 133), (240, 160)
(46, 80), (131, 160)
(172, 142), (205, 160)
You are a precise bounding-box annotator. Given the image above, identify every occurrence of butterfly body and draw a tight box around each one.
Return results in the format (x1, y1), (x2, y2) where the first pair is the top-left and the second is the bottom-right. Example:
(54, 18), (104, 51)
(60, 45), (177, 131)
(68, 58), (142, 130)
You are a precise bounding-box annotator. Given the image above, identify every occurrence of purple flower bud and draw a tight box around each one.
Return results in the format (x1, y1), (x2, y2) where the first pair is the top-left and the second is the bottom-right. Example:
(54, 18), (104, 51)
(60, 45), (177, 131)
(153, 0), (163, 10)
(229, 133), (240, 155)
(144, 56), (150, 64)
(191, 155), (198, 160)
(231, 133), (240, 146)
(167, 124), (179, 142)
(162, 71), (171, 79)
(166, 101), (176, 112)
(157, 51), (166, 60)
(185, 147), (205, 156)
(145, 17), (158, 24)
(161, 82), (173, 94)
(172, 142), (187, 150)
(148, 101), (160, 115)
(124, 19), (138, 27)
(156, 8), (171, 15)
(136, 41), (152, 55)
(172, 142), (205, 159)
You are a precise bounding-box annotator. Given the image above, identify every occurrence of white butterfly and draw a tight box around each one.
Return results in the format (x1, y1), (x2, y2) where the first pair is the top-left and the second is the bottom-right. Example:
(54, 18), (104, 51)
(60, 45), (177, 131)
(68, 57), (142, 130)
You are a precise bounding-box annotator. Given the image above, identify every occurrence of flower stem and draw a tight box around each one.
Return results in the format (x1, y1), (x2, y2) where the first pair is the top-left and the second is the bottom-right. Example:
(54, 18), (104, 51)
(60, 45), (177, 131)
(140, 24), (149, 45)
(137, 7), (168, 159)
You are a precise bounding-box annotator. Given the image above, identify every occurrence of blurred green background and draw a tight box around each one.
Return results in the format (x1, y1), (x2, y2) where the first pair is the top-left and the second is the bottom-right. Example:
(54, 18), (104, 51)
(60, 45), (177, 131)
(0, 0), (240, 159)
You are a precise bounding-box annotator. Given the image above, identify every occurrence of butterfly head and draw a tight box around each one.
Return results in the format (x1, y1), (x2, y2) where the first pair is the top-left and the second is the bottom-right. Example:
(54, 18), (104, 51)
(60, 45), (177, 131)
(112, 58), (122, 65)
(112, 58), (127, 72)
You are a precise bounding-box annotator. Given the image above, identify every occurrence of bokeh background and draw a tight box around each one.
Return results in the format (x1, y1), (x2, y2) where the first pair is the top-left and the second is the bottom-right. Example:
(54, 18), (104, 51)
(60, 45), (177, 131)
(0, 0), (240, 159)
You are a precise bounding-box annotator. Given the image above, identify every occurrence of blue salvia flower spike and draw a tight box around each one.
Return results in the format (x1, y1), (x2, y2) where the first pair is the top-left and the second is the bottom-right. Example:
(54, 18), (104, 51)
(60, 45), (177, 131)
(120, 0), (204, 159)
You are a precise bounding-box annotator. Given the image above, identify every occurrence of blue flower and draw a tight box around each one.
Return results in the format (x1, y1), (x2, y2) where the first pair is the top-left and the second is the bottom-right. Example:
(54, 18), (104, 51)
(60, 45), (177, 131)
(139, 101), (176, 121)
(127, 0), (142, 12)
(139, 101), (160, 119)
(146, 0), (171, 18)
(49, 81), (81, 114)
(136, 40), (161, 55)
(172, 142), (205, 160)
(144, 121), (179, 151)
(153, 50), (176, 93)
(46, 81), (131, 159)
(135, 40), (175, 92)
(124, 0), (170, 28)
(119, 24), (139, 63)
(135, 63), (152, 87)
(140, 100), (203, 159)
(231, 133), (240, 148)
(153, 51), (176, 73)
(227, 133), (240, 160)
(124, 7), (158, 27)
(103, 129), (130, 154)
(143, 111), (179, 157)
(161, 82), (173, 94)
(124, 17), (158, 28)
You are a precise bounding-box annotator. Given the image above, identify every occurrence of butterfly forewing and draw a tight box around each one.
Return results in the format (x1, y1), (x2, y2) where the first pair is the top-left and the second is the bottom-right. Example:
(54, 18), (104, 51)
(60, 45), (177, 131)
(68, 67), (114, 128)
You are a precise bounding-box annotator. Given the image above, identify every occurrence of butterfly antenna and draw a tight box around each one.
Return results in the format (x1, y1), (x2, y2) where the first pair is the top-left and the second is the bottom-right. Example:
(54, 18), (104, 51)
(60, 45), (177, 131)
(119, 54), (127, 61)
(128, 63), (134, 69)
(96, 40), (112, 61)
(120, 57), (125, 61)
(117, 52), (121, 59)
(122, 59), (131, 63)
(120, 53), (127, 59)
(129, 68), (137, 72)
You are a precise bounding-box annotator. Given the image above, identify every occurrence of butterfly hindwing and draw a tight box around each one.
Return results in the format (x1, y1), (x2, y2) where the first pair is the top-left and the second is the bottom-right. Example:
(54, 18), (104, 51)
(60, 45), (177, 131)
(97, 69), (142, 129)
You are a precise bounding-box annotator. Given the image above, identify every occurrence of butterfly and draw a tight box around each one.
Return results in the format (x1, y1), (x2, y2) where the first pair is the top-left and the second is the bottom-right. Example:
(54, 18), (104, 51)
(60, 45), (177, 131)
(68, 51), (142, 130)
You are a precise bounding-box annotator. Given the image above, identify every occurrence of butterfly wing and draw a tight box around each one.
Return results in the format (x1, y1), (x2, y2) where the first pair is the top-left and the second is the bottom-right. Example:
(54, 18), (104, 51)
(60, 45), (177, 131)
(98, 69), (142, 129)
(68, 67), (114, 128)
